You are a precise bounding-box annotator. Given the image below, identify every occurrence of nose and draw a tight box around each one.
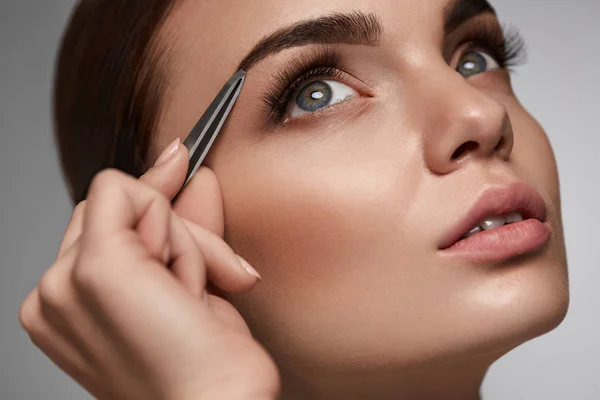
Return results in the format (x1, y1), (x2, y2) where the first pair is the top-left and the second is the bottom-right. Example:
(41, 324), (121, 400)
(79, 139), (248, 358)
(417, 69), (514, 175)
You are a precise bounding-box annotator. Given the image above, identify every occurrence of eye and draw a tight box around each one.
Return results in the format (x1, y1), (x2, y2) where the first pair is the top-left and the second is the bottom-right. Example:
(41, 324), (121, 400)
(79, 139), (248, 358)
(456, 50), (501, 78)
(289, 79), (357, 118)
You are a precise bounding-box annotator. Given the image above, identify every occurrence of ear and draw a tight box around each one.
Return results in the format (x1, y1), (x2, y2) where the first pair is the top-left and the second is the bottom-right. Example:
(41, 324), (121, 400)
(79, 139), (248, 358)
(172, 166), (225, 238)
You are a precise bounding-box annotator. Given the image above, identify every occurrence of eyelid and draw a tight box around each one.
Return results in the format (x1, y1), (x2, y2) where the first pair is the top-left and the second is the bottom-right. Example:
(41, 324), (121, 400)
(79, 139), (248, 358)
(280, 96), (374, 129)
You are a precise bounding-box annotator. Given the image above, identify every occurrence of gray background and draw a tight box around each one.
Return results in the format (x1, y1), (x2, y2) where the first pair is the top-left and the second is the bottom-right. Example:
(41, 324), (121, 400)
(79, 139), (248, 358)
(1, 1), (598, 399)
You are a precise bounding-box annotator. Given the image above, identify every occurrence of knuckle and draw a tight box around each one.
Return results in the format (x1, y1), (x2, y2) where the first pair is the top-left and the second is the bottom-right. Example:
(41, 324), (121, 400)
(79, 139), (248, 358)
(18, 293), (38, 333)
(142, 190), (173, 226)
(72, 243), (120, 295)
(153, 191), (172, 213)
(72, 261), (101, 295)
(72, 200), (87, 218)
(38, 269), (66, 311)
(87, 168), (126, 198)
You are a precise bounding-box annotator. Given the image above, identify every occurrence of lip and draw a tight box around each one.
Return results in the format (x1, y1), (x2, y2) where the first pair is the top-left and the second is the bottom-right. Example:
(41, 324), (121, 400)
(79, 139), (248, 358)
(437, 182), (550, 261)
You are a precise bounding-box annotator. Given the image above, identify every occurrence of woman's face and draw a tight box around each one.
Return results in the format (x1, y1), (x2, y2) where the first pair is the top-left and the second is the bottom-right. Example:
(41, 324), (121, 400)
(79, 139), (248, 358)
(154, 0), (568, 388)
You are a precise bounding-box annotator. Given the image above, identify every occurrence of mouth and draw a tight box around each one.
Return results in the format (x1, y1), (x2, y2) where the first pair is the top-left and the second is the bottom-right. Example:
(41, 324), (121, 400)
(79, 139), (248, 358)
(438, 182), (551, 262)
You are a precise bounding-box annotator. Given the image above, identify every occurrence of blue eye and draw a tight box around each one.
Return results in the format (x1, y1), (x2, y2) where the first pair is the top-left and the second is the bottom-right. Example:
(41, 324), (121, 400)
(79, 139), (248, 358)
(290, 79), (357, 118)
(457, 50), (501, 78)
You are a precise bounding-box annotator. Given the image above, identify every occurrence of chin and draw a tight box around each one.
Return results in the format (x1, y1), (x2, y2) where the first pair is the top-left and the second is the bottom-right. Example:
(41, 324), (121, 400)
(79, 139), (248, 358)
(452, 235), (570, 365)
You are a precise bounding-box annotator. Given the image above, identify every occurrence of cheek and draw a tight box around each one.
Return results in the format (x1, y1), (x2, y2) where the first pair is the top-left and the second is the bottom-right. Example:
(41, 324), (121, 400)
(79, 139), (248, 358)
(222, 143), (423, 286)
(214, 123), (440, 366)
(207, 98), (569, 373)
(219, 113), (424, 287)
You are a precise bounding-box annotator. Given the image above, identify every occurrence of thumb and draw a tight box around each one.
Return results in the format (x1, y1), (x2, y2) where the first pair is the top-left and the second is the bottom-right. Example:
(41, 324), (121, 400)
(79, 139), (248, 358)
(141, 138), (224, 238)
(139, 137), (189, 199)
(172, 166), (225, 238)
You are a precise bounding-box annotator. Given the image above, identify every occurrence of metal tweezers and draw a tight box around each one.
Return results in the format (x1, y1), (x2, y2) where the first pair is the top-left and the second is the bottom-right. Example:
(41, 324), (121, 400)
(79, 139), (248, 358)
(172, 69), (246, 203)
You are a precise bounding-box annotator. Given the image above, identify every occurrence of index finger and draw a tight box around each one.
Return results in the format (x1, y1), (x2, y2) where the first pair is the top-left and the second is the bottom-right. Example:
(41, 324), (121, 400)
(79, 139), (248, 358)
(83, 168), (169, 260)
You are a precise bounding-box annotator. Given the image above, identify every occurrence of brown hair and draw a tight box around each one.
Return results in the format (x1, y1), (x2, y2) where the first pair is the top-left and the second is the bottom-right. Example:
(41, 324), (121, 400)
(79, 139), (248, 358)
(53, 0), (179, 205)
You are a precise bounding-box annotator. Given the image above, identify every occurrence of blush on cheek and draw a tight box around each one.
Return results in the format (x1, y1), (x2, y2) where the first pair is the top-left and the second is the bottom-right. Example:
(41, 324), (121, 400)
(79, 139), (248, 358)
(227, 184), (381, 282)
(220, 127), (425, 297)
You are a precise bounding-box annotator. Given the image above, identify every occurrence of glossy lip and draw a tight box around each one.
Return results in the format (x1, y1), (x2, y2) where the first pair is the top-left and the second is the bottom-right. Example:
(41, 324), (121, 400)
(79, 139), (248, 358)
(437, 182), (548, 250)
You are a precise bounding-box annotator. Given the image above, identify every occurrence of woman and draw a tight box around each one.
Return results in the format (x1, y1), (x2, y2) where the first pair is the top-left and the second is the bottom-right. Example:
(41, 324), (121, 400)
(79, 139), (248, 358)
(18, 0), (569, 398)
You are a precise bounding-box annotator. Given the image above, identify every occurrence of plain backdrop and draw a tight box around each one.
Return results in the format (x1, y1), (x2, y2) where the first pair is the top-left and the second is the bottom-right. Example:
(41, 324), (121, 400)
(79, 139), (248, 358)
(1, 1), (599, 399)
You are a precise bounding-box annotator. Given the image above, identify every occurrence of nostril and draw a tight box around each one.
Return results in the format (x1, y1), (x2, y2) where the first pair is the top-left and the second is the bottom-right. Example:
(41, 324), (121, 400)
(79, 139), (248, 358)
(495, 136), (505, 152)
(451, 141), (478, 160)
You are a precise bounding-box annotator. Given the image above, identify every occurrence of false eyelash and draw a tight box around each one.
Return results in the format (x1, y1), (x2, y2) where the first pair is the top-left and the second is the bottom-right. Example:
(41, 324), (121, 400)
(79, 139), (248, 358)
(261, 47), (346, 121)
(459, 21), (528, 71)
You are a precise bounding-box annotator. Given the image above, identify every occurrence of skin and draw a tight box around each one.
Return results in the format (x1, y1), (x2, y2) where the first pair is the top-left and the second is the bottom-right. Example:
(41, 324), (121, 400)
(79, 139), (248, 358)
(56, 0), (569, 399)
(18, 152), (278, 399)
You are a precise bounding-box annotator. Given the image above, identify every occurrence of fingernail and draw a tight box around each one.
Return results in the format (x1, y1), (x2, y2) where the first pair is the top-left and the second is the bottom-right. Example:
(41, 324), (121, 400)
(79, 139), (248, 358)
(236, 255), (262, 281)
(153, 137), (180, 167)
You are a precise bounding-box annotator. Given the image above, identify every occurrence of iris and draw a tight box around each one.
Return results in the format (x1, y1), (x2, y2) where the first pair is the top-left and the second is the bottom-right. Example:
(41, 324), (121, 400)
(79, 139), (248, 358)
(457, 51), (488, 77)
(296, 81), (333, 112)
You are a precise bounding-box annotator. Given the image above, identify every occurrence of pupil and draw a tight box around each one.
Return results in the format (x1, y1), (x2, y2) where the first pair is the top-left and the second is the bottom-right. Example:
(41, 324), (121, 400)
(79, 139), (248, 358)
(296, 81), (333, 112)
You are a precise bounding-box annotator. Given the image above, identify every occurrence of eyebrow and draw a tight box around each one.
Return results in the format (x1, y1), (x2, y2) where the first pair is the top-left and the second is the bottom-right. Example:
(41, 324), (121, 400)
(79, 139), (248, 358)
(237, 11), (382, 71)
(237, 0), (496, 72)
(444, 0), (496, 34)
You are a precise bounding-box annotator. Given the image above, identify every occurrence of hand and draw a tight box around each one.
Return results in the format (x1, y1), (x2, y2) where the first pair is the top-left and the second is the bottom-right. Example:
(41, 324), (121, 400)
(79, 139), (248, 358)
(18, 138), (280, 400)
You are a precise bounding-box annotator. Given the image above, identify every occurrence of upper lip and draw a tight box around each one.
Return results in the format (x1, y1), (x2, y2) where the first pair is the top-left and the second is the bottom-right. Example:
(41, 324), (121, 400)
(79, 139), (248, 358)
(438, 181), (548, 250)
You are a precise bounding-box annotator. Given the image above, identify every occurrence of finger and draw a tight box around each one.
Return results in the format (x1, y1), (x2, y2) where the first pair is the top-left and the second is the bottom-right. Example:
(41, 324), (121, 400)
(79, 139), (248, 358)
(56, 200), (86, 259)
(84, 169), (171, 262)
(37, 241), (104, 365)
(77, 169), (210, 314)
(172, 165), (261, 292)
(95, 167), (259, 294)
(172, 166), (224, 238)
(19, 287), (97, 391)
(204, 294), (253, 336)
(138, 137), (189, 200)
(181, 219), (261, 292)
(166, 213), (206, 298)
(56, 139), (188, 261)
(74, 224), (215, 363)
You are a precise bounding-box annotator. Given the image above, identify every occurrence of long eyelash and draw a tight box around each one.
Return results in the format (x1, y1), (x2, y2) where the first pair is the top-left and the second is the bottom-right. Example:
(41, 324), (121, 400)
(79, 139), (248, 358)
(461, 21), (528, 71)
(261, 47), (346, 120)
(262, 24), (527, 121)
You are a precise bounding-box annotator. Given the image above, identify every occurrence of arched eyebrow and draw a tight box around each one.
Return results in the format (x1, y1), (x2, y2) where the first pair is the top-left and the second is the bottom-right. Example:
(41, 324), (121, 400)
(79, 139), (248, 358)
(237, 11), (382, 71)
(237, 0), (496, 72)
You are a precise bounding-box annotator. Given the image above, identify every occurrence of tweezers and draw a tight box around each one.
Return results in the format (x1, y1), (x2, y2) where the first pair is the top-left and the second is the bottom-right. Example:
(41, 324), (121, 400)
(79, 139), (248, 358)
(171, 69), (246, 203)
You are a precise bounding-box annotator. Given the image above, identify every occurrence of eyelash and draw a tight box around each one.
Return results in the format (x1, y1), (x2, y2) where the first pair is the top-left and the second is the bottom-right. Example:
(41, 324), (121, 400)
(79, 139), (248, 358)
(262, 23), (527, 121)
(459, 22), (527, 71)
(261, 47), (346, 121)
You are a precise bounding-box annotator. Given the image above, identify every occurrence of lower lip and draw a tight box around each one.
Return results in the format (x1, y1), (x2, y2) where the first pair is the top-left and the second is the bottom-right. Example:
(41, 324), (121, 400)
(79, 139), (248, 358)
(439, 219), (551, 263)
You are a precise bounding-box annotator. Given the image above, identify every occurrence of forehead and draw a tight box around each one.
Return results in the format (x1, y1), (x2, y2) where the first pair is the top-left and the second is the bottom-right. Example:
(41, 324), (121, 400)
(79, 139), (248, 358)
(163, 0), (451, 79)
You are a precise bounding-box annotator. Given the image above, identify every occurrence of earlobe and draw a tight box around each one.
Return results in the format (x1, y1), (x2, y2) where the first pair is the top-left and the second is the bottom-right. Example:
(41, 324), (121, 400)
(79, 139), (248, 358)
(172, 166), (226, 238)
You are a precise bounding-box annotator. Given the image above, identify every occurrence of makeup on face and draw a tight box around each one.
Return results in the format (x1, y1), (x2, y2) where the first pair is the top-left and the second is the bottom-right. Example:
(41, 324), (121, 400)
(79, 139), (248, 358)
(231, 10), (525, 133)
(437, 182), (551, 263)
(157, 1), (568, 395)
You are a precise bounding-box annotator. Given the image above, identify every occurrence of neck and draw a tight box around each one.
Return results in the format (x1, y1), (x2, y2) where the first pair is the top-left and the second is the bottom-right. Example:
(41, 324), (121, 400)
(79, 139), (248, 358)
(278, 353), (498, 400)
